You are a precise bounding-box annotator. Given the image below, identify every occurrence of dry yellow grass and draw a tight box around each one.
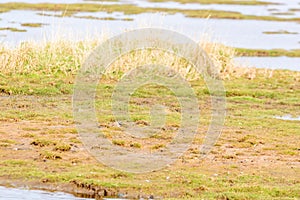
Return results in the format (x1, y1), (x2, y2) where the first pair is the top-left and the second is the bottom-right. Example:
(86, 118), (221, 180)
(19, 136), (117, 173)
(0, 36), (257, 80)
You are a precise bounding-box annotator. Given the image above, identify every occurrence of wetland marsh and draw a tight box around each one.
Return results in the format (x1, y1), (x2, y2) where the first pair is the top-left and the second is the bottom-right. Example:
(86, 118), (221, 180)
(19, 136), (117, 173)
(0, 0), (299, 199)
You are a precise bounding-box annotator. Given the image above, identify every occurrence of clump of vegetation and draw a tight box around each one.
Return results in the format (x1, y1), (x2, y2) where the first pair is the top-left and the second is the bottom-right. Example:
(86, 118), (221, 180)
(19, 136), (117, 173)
(0, 139), (17, 144)
(112, 140), (125, 146)
(151, 143), (166, 149)
(0, 139), (17, 147)
(69, 137), (82, 144)
(111, 172), (130, 179)
(54, 143), (71, 151)
(21, 133), (36, 138)
(40, 150), (62, 160)
(0, 37), (245, 82)
(0, 40), (91, 75)
(30, 138), (57, 147)
(130, 142), (142, 148)
(22, 127), (40, 131)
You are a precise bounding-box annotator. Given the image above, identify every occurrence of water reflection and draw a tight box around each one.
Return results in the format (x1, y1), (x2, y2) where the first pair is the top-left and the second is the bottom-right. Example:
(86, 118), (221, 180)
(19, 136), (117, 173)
(1, 0), (300, 18)
(129, 0), (300, 18)
(234, 56), (300, 71)
(274, 115), (300, 121)
(0, 186), (93, 200)
(0, 0), (120, 4)
(1, 1), (300, 72)
(1, 11), (300, 50)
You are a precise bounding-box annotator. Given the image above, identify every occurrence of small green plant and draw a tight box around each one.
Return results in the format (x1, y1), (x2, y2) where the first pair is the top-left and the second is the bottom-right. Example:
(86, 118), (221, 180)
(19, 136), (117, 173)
(0, 143), (10, 147)
(111, 172), (130, 178)
(30, 138), (56, 147)
(130, 142), (142, 148)
(21, 133), (36, 138)
(0, 139), (17, 147)
(0, 139), (17, 144)
(54, 143), (71, 151)
(69, 137), (81, 144)
(151, 144), (166, 149)
(40, 151), (62, 160)
(280, 150), (297, 156)
(22, 127), (40, 131)
(112, 140), (125, 146)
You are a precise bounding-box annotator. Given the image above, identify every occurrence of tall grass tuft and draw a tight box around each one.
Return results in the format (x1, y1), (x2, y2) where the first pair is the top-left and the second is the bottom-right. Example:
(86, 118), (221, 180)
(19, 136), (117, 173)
(0, 36), (256, 80)
(0, 40), (97, 75)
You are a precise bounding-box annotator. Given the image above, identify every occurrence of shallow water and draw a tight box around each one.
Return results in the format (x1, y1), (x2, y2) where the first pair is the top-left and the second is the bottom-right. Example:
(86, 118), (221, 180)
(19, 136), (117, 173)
(0, 1), (300, 71)
(1, 0), (300, 18)
(274, 115), (300, 121)
(1, 10), (300, 50)
(0, 186), (93, 200)
(0, 0), (121, 4)
(129, 0), (300, 18)
(234, 56), (300, 71)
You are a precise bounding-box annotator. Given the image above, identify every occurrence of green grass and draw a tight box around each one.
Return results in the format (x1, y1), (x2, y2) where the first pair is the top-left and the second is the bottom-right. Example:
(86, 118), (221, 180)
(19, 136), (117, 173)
(54, 143), (71, 151)
(40, 150), (62, 160)
(0, 139), (17, 147)
(112, 140), (126, 146)
(129, 142), (142, 148)
(30, 138), (57, 147)
(0, 73), (299, 198)
(0, 40), (299, 199)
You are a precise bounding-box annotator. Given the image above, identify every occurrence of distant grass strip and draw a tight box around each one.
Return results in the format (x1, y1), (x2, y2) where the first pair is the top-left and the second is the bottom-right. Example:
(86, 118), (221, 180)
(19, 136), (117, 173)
(0, 3), (299, 22)
(21, 23), (47, 28)
(235, 48), (300, 57)
(263, 30), (298, 35)
(148, 0), (276, 5)
(74, 15), (134, 21)
(0, 27), (26, 32)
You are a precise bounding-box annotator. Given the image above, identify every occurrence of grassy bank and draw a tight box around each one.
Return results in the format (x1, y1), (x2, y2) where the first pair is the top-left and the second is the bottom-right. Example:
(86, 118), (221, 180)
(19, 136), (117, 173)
(0, 2), (300, 22)
(0, 40), (299, 199)
(0, 39), (240, 84)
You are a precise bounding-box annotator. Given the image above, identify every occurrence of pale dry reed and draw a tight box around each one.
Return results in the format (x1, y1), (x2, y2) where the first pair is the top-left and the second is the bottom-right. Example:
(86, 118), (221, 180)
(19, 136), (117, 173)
(0, 36), (257, 80)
